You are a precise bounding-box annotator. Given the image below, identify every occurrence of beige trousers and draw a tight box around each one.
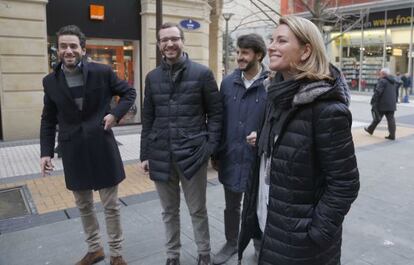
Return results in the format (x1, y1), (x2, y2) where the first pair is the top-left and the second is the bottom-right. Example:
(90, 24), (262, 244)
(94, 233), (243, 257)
(155, 162), (210, 259)
(73, 185), (123, 257)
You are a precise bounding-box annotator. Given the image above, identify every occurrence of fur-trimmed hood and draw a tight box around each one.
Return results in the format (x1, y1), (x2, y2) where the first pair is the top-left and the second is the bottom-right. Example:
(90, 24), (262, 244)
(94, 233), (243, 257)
(293, 64), (350, 107)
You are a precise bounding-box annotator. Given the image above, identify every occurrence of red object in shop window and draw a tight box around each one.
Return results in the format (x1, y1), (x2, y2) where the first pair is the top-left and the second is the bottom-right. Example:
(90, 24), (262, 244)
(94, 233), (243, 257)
(361, 79), (367, 88)
(351, 79), (358, 89)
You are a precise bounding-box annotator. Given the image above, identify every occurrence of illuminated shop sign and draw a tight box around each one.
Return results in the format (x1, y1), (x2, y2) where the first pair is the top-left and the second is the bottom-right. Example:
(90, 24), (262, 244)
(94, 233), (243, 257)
(342, 8), (413, 30)
(90, 4), (105, 21)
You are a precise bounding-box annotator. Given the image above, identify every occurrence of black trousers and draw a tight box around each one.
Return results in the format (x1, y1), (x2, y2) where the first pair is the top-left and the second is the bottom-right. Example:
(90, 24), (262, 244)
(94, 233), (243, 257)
(223, 188), (243, 245)
(367, 110), (396, 138)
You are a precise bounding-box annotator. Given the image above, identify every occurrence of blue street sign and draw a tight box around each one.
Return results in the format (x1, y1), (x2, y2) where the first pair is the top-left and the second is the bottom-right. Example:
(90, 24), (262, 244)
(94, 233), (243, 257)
(180, 19), (201, 30)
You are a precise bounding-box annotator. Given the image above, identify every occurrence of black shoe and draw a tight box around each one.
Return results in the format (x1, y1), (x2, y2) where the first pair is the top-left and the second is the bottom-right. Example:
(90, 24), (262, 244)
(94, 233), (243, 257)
(166, 258), (180, 265)
(197, 254), (211, 265)
(364, 127), (373, 135)
(385, 135), (395, 140)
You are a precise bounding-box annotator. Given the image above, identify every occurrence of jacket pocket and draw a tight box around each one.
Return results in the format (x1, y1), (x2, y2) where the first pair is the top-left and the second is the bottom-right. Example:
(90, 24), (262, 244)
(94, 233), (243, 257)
(179, 128), (209, 140)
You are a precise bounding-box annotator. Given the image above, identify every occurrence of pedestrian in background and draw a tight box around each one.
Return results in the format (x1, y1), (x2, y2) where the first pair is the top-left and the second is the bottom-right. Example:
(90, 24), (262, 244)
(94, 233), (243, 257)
(395, 72), (402, 103)
(238, 15), (360, 265)
(365, 67), (397, 140)
(40, 25), (136, 265)
(211, 33), (268, 265)
(139, 22), (222, 265)
(401, 72), (411, 103)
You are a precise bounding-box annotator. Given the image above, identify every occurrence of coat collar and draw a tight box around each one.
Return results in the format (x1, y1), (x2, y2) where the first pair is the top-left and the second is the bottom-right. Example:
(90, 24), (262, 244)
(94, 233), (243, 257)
(233, 63), (269, 89)
(54, 58), (89, 84)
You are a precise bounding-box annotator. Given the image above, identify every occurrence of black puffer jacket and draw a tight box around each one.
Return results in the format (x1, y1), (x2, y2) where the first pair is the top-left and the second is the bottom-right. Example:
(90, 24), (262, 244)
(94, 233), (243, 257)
(238, 66), (359, 265)
(140, 54), (222, 181)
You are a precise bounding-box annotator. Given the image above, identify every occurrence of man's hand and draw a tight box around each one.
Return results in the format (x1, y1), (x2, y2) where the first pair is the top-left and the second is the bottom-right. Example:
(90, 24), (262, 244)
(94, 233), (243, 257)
(40, 156), (54, 177)
(211, 159), (220, 171)
(103, 114), (117, 130)
(140, 160), (149, 174)
(246, 131), (257, 146)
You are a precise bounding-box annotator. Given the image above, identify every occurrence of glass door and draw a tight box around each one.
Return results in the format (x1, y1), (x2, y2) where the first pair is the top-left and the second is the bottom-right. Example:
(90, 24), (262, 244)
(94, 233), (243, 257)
(86, 43), (137, 124)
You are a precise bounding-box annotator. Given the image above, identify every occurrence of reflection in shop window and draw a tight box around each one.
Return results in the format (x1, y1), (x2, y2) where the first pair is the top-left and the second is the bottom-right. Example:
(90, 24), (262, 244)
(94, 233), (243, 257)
(86, 42), (137, 125)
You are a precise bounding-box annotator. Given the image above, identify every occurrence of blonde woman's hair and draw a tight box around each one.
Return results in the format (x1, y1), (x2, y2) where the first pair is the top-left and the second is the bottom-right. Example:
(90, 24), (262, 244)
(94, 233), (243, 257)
(279, 15), (331, 80)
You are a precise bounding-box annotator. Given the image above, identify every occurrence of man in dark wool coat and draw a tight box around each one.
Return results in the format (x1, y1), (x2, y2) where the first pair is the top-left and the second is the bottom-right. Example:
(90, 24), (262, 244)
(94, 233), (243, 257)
(40, 25), (136, 265)
(365, 67), (397, 140)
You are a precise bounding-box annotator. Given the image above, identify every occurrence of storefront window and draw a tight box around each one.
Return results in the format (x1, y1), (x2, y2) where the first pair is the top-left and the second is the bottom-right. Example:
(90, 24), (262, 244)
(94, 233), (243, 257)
(331, 25), (412, 91)
(47, 37), (139, 124)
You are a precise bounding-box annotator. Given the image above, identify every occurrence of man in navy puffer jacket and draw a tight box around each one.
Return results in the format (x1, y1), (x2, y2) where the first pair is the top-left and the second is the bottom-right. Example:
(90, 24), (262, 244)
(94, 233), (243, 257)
(211, 33), (268, 264)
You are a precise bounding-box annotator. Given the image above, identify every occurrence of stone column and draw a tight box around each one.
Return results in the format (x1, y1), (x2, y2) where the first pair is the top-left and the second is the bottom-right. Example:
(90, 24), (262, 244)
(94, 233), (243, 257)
(140, 0), (222, 86)
(209, 13), (223, 84)
(0, 0), (49, 140)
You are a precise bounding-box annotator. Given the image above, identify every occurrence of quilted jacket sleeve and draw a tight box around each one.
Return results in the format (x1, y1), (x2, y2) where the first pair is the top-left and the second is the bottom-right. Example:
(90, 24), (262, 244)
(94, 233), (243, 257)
(202, 69), (223, 154)
(140, 75), (155, 161)
(308, 102), (360, 248)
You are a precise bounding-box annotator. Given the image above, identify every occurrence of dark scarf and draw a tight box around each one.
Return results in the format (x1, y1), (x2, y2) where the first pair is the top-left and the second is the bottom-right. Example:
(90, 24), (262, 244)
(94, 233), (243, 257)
(161, 53), (187, 82)
(257, 73), (304, 157)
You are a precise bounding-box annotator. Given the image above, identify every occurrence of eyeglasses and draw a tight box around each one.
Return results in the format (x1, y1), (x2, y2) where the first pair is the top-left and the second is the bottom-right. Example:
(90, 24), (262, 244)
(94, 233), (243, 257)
(159, 37), (182, 44)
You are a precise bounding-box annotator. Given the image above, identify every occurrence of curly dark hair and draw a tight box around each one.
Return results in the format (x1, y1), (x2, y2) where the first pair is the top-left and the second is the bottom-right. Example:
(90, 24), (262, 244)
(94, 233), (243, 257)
(237, 33), (267, 62)
(56, 25), (86, 49)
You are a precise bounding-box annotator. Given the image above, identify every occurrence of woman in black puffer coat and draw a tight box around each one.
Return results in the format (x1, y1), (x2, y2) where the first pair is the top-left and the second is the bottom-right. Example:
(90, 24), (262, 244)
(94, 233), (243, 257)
(238, 15), (360, 265)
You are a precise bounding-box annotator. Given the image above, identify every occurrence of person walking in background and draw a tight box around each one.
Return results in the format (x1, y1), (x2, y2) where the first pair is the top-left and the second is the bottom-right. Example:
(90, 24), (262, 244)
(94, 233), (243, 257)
(395, 72), (402, 103)
(211, 33), (268, 265)
(401, 72), (411, 103)
(40, 25), (136, 265)
(139, 22), (222, 265)
(365, 68), (397, 140)
(238, 15), (360, 265)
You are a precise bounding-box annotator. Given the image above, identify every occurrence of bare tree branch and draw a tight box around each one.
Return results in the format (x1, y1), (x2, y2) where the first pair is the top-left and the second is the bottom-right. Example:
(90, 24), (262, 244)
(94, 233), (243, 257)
(298, 0), (317, 18)
(249, 0), (278, 24)
(255, 0), (282, 17)
(236, 10), (274, 26)
(325, 12), (366, 44)
(320, 0), (333, 12)
(231, 19), (275, 33)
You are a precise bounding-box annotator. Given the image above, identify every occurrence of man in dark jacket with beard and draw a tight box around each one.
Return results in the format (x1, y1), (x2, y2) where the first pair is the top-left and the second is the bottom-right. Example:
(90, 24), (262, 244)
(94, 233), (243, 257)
(365, 67), (397, 140)
(211, 33), (268, 264)
(139, 22), (222, 265)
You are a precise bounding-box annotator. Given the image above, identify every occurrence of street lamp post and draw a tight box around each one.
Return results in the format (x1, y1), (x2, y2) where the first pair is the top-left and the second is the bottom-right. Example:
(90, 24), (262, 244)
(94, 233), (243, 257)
(322, 25), (333, 52)
(223, 12), (234, 76)
(156, 0), (162, 66)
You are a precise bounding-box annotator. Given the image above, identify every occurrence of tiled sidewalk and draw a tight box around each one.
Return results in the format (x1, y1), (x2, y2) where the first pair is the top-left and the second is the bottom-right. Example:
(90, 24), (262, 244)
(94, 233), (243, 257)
(1, 125), (414, 214)
(0, 163), (154, 214)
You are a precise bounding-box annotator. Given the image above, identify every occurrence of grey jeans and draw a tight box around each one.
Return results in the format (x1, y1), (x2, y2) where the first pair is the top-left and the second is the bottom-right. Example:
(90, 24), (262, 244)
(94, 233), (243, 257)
(73, 185), (123, 257)
(155, 161), (210, 259)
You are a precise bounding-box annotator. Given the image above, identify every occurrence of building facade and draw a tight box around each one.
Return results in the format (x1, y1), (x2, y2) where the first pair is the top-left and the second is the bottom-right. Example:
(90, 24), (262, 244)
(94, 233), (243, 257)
(0, 0), (223, 141)
(281, 0), (414, 92)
